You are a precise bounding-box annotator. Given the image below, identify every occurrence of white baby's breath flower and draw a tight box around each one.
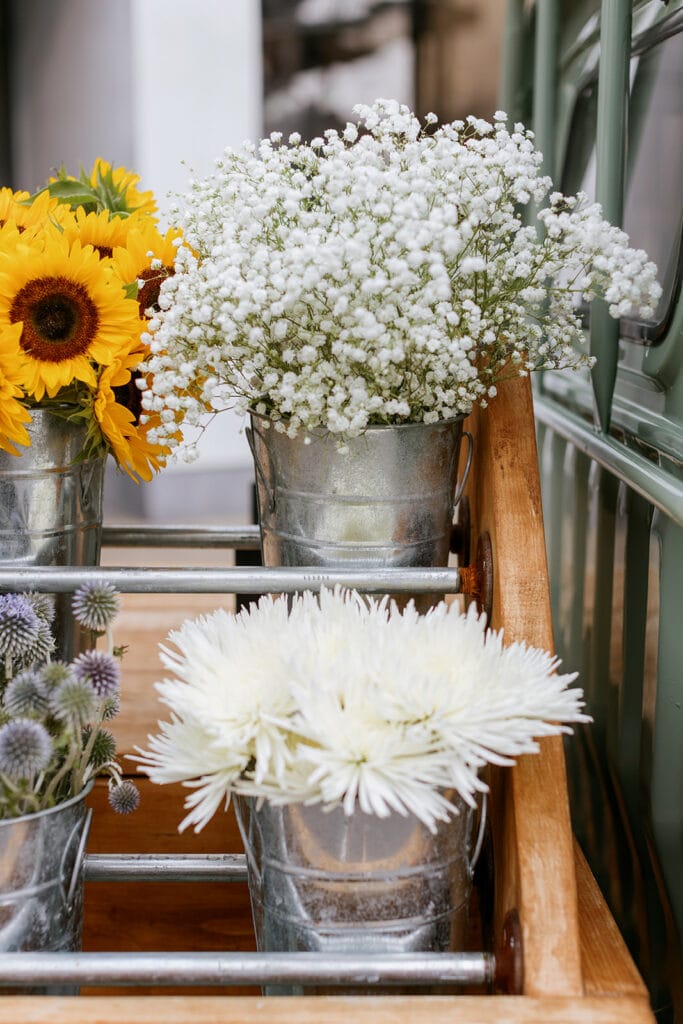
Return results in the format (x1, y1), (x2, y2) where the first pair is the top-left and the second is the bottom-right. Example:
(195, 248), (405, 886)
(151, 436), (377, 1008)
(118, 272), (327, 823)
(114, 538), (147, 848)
(137, 588), (590, 833)
(139, 100), (660, 457)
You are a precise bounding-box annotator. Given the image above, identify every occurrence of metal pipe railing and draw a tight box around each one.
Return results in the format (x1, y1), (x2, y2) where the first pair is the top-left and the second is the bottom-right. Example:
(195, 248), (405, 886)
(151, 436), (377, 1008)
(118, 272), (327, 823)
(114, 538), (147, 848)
(499, 0), (527, 122)
(533, 0), (561, 184)
(534, 396), (683, 528)
(85, 854), (248, 883)
(0, 566), (463, 595)
(590, 0), (633, 433)
(102, 525), (261, 550)
(0, 951), (495, 989)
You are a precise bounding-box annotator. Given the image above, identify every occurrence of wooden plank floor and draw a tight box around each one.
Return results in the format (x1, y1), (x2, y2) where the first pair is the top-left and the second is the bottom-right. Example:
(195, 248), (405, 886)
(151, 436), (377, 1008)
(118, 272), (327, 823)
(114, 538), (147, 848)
(99, 543), (238, 754)
(84, 542), (260, 995)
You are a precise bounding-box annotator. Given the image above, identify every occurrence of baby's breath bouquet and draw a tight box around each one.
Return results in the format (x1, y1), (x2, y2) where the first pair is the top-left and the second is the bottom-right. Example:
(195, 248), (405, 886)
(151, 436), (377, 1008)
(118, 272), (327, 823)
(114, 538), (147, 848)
(141, 99), (660, 454)
(0, 582), (139, 819)
(136, 589), (588, 833)
(0, 160), (183, 481)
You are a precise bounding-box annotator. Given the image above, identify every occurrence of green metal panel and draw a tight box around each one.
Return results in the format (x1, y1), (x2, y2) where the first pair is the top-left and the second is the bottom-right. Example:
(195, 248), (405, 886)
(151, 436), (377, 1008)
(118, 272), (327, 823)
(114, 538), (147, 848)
(499, 0), (528, 121)
(590, 0), (633, 431)
(519, 1), (683, 1019)
(533, 0), (561, 181)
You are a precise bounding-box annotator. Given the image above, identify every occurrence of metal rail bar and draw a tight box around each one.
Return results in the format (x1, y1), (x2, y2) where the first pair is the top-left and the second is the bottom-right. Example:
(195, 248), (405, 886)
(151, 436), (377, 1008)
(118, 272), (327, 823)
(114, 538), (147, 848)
(0, 566), (463, 595)
(0, 951), (495, 989)
(590, 0), (633, 432)
(85, 854), (248, 883)
(102, 525), (261, 550)
(534, 396), (683, 527)
(499, 0), (527, 121)
(533, 0), (560, 183)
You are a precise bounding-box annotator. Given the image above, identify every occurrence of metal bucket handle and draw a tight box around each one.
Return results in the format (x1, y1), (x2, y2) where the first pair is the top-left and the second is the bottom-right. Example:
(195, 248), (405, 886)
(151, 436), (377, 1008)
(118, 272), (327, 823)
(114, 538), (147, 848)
(246, 424), (276, 516)
(452, 430), (474, 511)
(468, 791), (487, 878)
(234, 797), (262, 887)
(59, 806), (92, 911)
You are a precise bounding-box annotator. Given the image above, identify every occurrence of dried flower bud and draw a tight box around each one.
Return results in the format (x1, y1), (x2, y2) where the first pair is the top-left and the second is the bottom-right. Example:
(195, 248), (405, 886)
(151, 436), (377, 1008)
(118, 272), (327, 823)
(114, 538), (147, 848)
(72, 583), (120, 632)
(108, 780), (140, 814)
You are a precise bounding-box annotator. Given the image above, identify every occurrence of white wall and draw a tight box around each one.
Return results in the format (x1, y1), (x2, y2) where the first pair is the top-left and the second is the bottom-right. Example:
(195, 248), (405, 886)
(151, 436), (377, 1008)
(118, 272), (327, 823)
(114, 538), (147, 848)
(11, 0), (134, 190)
(130, 0), (262, 473)
(11, 0), (262, 476)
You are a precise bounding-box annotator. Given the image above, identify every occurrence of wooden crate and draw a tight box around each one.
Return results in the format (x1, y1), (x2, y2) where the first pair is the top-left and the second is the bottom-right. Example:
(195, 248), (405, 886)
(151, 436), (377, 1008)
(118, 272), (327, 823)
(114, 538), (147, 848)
(0, 378), (655, 1023)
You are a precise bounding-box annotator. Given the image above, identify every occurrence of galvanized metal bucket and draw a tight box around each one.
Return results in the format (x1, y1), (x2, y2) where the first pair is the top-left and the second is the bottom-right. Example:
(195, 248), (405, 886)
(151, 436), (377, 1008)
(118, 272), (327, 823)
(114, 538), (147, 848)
(0, 785), (92, 994)
(235, 794), (485, 994)
(247, 415), (473, 572)
(0, 409), (105, 660)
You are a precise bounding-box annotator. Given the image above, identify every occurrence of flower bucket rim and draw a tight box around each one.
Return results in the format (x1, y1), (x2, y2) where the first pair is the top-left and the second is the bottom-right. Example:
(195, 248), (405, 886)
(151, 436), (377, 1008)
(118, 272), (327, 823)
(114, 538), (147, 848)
(0, 778), (94, 829)
(248, 410), (469, 438)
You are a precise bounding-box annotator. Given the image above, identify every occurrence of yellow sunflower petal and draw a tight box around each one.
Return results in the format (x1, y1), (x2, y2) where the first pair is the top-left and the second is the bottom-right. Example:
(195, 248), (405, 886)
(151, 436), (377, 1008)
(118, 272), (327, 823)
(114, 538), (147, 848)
(0, 325), (31, 454)
(111, 222), (183, 316)
(0, 188), (63, 239)
(94, 344), (168, 481)
(88, 159), (157, 217)
(62, 207), (137, 261)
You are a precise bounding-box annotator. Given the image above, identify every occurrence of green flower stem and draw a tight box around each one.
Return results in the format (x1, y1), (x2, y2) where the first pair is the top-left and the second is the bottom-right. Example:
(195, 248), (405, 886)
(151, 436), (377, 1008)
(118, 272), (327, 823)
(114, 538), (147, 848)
(71, 708), (106, 795)
(42, 745), (79, 806)
(0, 772), (40, 816)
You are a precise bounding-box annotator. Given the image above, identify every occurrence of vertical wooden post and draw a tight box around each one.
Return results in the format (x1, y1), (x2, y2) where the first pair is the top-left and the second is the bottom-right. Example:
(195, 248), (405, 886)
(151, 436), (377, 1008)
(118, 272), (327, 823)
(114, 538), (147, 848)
(465, 376), (584, 996)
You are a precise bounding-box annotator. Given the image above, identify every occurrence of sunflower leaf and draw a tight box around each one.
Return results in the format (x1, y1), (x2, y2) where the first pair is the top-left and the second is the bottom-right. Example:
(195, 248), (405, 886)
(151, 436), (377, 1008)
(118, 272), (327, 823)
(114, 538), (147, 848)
(32, 180), (100, 211)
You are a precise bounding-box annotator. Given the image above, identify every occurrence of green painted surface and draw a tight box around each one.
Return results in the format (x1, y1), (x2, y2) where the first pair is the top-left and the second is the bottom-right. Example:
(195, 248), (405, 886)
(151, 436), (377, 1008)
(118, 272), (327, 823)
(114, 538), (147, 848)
(591, 0), (632, 431)
(518, 1), (683, 1018)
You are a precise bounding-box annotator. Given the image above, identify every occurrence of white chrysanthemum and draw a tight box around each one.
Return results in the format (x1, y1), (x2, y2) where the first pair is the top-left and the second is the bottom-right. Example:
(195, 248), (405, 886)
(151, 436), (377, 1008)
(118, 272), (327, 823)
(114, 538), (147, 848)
(137, 588), (590, 833)
(135, 597), (300, 830)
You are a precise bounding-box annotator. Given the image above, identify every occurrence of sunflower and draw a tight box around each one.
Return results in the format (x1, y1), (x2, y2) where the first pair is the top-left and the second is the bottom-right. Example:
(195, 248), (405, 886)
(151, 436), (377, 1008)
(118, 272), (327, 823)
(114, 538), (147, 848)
(112, 221), (182, 317)
(88, 160), (157, 217)
(93, 343), (169, 481)
(0, 233), (143, 401)
(0, 323), (32, 455)
(0, 187), (64, 238)
(62, 207), (138, 262)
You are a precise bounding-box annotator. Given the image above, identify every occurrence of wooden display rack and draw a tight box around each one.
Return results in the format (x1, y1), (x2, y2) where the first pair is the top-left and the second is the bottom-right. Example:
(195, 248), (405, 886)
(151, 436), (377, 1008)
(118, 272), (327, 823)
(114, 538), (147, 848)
(0, 378), (655, 1023)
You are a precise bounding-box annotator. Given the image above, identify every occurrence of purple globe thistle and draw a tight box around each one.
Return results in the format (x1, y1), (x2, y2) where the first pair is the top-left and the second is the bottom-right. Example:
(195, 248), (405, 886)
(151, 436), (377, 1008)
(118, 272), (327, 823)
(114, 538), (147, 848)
(21, 592), (55, 624)
(108, 780), (140, 814)
(0, 718), (52, 778)
(72, 583), (120, 632)
(40, 661), (75, 690)
(72, 650), (120, 699)
(3, 668), (50, 717)
(50, 677), (97, 729)
(18, 619), (55, 668)
(0, 594), (41, 661)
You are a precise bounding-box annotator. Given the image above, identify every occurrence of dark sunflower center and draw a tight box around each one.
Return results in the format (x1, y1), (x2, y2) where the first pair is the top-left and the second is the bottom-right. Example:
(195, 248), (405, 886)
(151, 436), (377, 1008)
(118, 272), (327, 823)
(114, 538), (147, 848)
(34, 297), (77, 340)
(10, 276), (100, 362)
(113, 370), (143, 424)
(137, 265), (174, 318)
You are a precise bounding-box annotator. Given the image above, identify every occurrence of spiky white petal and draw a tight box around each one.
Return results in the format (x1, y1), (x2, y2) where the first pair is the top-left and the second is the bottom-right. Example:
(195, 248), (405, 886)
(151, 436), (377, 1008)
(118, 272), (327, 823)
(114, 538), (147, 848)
(137, 589), (589, 832)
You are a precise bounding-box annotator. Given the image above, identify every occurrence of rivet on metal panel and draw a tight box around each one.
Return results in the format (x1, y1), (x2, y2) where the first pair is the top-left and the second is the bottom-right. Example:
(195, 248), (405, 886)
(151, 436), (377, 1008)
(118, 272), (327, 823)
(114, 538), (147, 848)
(494, 908), (524, 994)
